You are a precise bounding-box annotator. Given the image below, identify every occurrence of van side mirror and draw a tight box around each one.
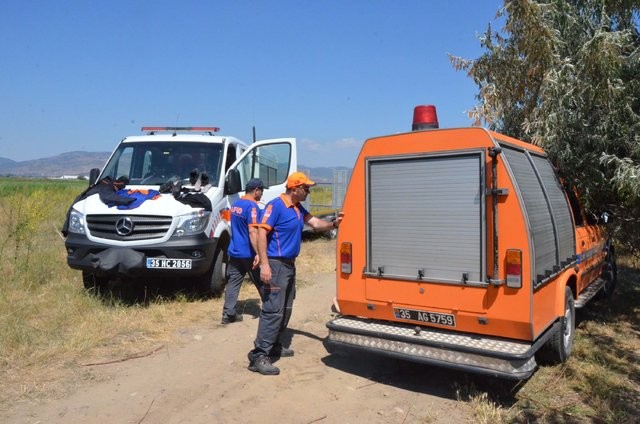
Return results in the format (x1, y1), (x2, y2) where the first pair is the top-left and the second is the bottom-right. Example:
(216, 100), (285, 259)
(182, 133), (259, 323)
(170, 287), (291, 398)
(225, 168), (242, 195)
(89, 168), (101, 186)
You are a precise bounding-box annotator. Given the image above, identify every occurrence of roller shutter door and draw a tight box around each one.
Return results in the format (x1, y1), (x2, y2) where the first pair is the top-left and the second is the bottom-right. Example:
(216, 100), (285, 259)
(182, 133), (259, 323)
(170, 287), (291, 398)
(530, 155), (576, 267)
(366, 153), (484, 283)
(502, 147), (575, 285)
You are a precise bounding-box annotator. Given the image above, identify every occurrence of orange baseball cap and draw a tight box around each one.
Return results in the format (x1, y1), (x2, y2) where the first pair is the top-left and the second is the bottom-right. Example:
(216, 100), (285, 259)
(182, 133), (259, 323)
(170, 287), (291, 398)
(286, 172), (316, 188)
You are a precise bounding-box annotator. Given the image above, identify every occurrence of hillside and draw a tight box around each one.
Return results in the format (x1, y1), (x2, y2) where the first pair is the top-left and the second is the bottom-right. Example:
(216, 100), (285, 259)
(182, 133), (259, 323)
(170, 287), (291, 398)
(0, 152), (349, 182)
(0, 152), (111, 178)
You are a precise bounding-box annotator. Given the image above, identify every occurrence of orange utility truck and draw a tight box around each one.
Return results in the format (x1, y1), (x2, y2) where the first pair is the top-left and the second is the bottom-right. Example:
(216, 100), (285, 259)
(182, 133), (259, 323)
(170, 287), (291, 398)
(324, 105), (617, 379)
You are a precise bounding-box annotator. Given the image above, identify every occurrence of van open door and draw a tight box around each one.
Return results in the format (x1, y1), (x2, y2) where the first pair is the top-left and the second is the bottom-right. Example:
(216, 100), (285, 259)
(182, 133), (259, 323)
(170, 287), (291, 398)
(225, 138), (297, 206)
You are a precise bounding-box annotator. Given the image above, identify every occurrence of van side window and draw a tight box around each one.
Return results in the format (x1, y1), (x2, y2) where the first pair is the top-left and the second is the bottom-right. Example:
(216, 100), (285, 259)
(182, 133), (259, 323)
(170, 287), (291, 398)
(232, 142), (291, 188)
(565, 189), (584, 226)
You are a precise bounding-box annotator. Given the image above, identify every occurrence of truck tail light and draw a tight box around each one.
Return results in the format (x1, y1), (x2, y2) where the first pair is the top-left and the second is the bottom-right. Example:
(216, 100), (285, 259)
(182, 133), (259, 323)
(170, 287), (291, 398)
(506, 249), (522, 288)
(340, 242), (352, 274)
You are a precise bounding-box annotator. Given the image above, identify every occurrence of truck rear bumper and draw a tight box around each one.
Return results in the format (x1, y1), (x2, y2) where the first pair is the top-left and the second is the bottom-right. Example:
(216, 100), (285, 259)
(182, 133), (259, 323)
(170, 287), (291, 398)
(325, 316), (551, 379)
(64, 233), (217, 278)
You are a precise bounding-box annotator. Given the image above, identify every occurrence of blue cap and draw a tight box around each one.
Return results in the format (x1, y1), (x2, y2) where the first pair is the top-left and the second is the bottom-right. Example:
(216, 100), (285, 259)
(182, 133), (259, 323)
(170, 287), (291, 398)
(245, 178), (267, 191)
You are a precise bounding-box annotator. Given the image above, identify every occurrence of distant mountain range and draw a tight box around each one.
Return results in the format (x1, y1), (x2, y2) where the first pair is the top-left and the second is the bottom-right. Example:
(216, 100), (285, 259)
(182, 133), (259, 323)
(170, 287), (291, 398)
(0, 151), (349, 183)
(0, 152), (111, 178)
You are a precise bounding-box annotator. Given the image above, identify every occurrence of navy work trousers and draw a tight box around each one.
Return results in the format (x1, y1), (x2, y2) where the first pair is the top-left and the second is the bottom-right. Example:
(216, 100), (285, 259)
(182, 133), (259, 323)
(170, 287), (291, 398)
(223, 257), (261, 318)
(250, 258), (296, 358)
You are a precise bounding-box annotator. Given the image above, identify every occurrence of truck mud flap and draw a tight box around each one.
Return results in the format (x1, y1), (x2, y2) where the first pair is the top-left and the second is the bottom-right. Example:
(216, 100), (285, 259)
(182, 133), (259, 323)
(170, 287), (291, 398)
(325, 316), (540, 379)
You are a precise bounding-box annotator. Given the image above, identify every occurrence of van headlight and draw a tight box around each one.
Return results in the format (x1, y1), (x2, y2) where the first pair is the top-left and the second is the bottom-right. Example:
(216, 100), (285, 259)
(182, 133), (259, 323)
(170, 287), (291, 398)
(68, 209), (86, 234)
(174, 210), (211, 237)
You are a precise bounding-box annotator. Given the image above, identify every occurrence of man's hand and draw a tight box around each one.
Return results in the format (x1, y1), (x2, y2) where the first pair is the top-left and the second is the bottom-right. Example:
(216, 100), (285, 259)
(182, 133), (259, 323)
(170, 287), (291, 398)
(257, 226), (271, 283)
(334, 211), (344, 227)
(260, 262), (272, 284)
(252, 254), (260, 269)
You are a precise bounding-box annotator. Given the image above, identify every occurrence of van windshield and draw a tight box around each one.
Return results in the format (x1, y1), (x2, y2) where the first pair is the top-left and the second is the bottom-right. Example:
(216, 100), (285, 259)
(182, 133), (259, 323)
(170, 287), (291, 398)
(101, 142), (224, 186)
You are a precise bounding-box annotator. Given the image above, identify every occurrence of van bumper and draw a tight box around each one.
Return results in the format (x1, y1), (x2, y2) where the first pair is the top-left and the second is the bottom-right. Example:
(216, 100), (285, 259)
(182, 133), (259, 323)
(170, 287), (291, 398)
(324, 316), (554, 380)
(64, 233), (217, 278)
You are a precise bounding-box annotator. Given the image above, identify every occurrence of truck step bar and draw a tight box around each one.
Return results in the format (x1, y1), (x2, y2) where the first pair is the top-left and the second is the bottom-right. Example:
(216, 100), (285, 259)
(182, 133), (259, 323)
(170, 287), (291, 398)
(574, 277), (605, 309)
(324, 316), (558, 379)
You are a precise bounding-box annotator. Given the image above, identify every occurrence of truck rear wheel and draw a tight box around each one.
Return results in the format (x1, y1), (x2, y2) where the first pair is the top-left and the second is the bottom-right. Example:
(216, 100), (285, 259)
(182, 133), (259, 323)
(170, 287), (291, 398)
(199, 248), (227, 297)
(537, 286), (575, 365)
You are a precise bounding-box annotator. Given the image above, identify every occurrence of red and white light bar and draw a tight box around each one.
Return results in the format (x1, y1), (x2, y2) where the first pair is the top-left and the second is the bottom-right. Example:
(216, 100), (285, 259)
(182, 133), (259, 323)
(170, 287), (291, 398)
(141, 126), (220, 134)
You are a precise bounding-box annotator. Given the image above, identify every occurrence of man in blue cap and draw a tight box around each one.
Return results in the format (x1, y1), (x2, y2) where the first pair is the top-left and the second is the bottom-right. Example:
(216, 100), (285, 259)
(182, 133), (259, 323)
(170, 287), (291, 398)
(221, 178), (267, 324)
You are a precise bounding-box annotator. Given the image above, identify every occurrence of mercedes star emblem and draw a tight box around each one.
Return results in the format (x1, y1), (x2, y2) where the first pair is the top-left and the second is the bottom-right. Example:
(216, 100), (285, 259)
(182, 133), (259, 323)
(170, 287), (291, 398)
(115, 217), (134, 236)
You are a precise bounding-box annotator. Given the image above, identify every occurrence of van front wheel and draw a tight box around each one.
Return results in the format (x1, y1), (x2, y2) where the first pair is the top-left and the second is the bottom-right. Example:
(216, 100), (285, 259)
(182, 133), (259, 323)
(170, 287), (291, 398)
(536, 286), (575, 365)
(199, 248), (227, 297)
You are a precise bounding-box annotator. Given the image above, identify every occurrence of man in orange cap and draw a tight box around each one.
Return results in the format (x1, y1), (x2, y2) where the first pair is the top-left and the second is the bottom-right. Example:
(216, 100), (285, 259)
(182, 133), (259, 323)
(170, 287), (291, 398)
(247, 172), (342, 375)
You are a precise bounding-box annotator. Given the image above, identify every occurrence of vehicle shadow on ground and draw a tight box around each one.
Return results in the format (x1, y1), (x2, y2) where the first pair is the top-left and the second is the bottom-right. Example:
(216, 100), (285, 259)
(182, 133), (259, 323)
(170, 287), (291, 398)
(86, 277), (213, 306)
(318, 265), (640, 413)
(320, 350), (524, 406)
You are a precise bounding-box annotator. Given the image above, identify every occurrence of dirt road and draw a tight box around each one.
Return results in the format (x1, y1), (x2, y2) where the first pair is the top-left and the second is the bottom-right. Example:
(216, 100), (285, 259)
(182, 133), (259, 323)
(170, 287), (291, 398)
(3, 272), (475, 424)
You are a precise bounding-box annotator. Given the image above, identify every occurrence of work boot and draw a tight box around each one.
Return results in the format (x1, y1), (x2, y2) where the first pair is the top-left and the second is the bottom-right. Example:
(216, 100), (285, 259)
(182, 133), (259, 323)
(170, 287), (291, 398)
(248, 355), (280, 375)
(221, 313), (243, 325)
(270, 344), (294, 358)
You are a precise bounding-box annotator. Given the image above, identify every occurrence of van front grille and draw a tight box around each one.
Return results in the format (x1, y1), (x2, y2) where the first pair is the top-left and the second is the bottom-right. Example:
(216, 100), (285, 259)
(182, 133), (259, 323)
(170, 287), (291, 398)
(86, 214), (173, 241)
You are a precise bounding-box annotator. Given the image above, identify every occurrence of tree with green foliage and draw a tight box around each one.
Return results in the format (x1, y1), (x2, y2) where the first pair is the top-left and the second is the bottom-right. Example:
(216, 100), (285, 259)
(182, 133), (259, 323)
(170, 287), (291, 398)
(452, 0), (640, 257)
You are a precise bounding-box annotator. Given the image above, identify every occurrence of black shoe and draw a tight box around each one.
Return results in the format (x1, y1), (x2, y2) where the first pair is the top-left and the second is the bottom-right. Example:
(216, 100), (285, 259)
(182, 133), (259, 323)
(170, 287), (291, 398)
(248, 355), (280, 375)
(189, 168), (199, 185)
(270, 345), (294, 358)
(221, 314), (243, 325)
(171, 180), (182, 198)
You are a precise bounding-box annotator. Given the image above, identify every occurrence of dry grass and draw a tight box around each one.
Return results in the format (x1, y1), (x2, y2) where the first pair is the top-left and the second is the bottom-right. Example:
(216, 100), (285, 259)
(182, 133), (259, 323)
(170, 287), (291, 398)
(306, 185), (334, 212)
(297, 233), (337, 279)
(0, 178), (337, 408)
(460, 260), (640, 423)
(1, 178), (638, 424)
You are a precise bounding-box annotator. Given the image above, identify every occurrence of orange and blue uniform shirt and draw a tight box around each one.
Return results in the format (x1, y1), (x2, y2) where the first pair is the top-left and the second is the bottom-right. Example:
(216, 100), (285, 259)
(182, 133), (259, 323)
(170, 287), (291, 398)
(228, 196), (262, 259)
(259, 194), (310, 260)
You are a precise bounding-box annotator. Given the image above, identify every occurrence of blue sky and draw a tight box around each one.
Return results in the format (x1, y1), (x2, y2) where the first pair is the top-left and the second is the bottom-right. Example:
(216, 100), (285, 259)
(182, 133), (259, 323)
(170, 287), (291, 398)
(0, 0), (503, 168)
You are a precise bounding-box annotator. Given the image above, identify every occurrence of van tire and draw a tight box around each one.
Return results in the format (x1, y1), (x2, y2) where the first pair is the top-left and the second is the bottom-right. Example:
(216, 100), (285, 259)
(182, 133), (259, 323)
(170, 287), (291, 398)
(199, 248), (227, 297)
(82, 271), (108, 294)
(537, 286), (575, 365)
